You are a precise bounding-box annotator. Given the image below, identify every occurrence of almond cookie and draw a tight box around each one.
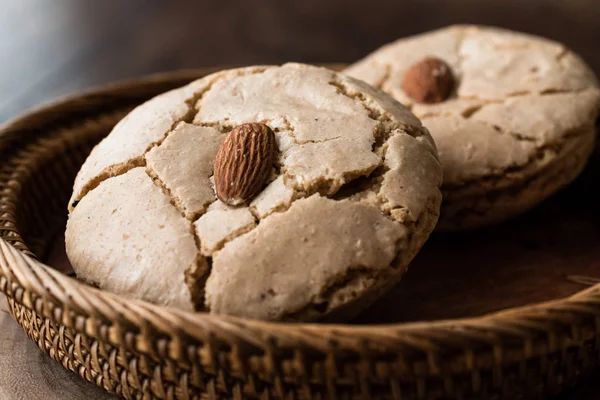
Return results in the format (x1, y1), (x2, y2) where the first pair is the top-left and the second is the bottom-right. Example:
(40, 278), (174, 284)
(345, 25), (600, 230)
(65, 63), (442, 321)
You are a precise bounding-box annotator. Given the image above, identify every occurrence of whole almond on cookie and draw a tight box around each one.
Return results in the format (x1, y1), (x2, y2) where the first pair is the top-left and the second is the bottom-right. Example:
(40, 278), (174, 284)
(402, 57), (455, 103)
(214, 123), (276, 206)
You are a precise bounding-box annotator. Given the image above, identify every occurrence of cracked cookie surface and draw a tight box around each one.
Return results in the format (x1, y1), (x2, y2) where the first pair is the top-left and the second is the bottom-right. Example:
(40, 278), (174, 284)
(65, 63), (442, 321)
(345, 25), (600, 230)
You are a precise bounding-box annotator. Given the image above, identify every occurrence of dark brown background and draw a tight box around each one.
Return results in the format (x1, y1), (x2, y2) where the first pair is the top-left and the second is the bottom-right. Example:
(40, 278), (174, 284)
(1, 0), (600, 124)
(1, 0), (600, 399)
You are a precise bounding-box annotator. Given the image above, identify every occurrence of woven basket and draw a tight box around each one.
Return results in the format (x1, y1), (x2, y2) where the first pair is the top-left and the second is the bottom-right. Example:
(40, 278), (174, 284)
(1, 68), (600, 400)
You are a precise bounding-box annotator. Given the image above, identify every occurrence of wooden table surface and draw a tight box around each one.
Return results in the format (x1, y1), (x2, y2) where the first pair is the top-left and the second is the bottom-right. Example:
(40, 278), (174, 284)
(1, 1), (600, 399)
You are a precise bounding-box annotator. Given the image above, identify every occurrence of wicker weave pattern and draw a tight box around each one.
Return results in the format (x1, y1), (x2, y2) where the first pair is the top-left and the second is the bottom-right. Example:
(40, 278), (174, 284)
(1, 70), (600, 400)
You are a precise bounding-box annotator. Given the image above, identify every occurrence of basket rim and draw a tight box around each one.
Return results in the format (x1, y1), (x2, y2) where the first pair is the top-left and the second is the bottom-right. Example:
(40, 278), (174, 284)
(1, 67), (599, 357)
(2, 239), (600, 345)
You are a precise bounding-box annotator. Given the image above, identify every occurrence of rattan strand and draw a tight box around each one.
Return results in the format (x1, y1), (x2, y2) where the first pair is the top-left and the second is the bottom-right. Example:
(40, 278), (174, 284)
(0, 69), (599, 400)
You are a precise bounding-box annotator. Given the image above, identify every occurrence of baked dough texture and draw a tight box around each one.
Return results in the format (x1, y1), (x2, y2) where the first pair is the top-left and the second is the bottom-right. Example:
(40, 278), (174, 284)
(345, 25), (600, 230)
(66, 63), (442, 321)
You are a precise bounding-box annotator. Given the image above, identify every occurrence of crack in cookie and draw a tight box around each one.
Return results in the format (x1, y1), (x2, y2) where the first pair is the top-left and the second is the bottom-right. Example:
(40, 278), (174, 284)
(69, 81), (214, 209)
(69, 68), (269, 210)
